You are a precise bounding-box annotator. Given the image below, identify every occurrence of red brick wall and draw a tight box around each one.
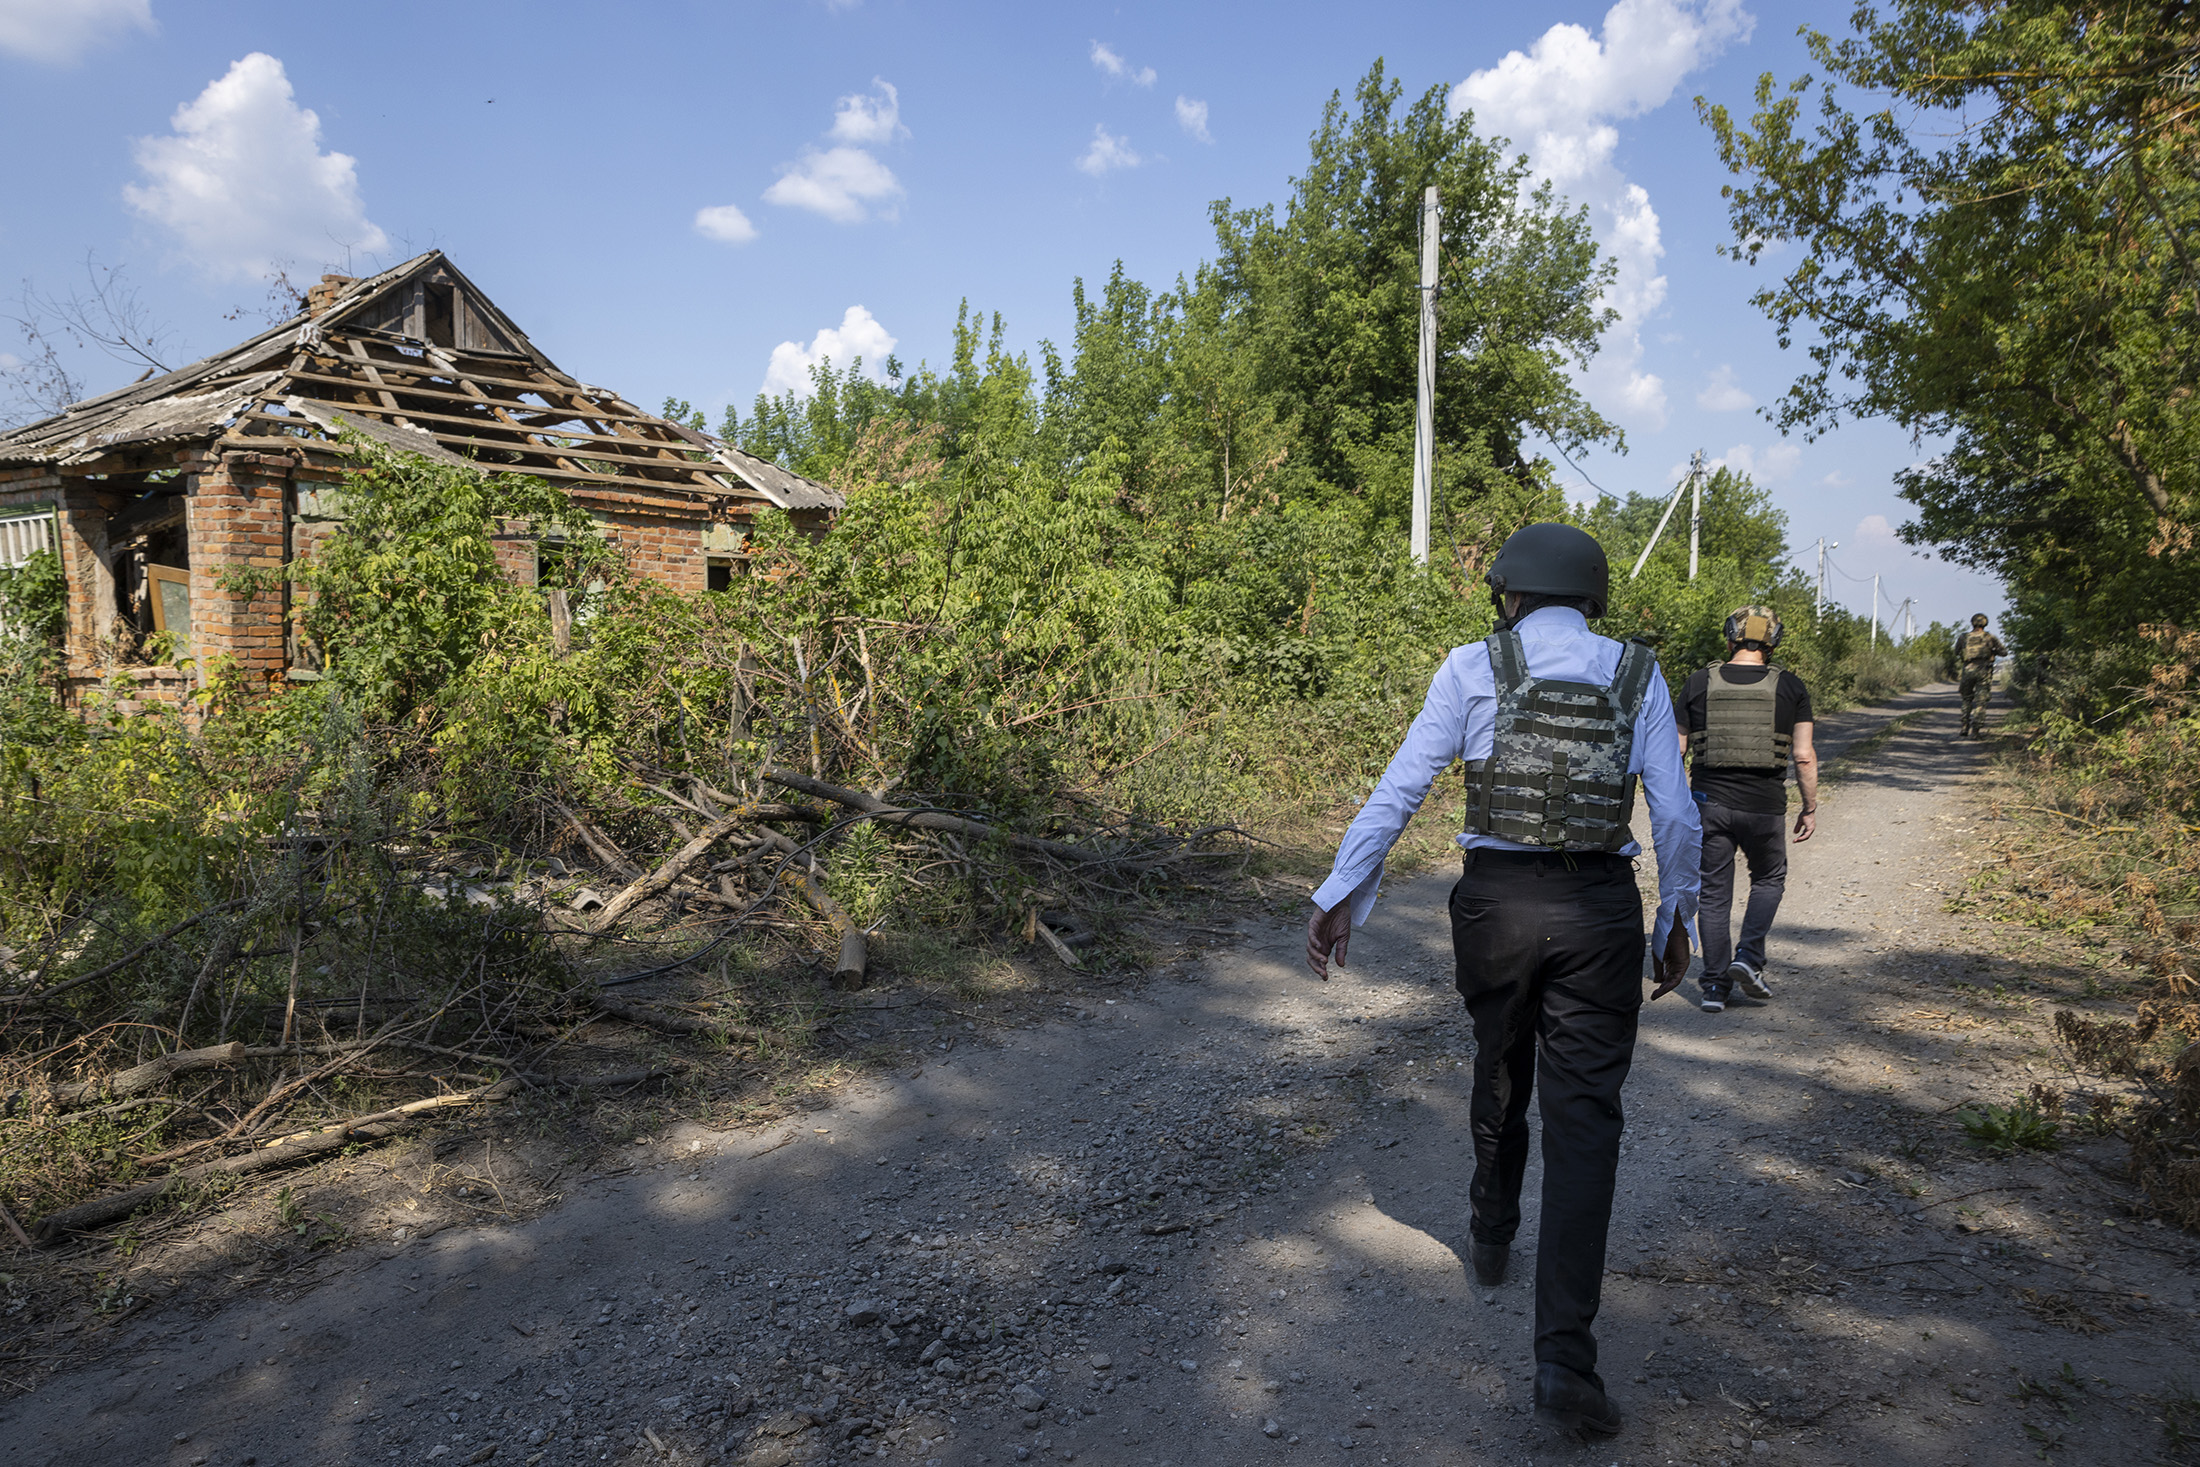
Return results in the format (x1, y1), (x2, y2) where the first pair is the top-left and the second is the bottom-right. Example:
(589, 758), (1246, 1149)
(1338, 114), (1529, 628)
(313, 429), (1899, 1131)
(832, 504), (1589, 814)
(62, 666), (196, 718)
(185, 451), (291, 687)
(592, 507), (715, 593)
(53, 479), (125, 678)
(33, 448), (772, 723)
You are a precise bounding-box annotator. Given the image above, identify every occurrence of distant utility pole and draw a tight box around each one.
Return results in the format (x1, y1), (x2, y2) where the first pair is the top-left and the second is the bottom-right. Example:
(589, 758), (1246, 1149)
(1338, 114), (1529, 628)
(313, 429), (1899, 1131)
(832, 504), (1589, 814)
(1687, 448), (1706, 581)
(1899, 598), (1914, 643)
(1410, 184), (1440, 566)
(1629, 452), (1704, 580)
(1814, 537), (1837, 621)
(1869, 573), (1881, 650)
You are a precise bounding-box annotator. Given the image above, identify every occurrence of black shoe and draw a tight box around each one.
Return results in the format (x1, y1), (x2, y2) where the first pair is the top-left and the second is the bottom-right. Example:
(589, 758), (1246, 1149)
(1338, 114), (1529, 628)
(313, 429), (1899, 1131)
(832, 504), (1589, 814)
(1533, 1362), (1624, 1437)
(1470, 1241), (1509, 1287)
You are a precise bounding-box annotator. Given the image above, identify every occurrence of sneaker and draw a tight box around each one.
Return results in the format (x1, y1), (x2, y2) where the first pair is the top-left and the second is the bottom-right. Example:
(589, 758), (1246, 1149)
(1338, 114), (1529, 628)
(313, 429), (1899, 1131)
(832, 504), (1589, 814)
(1729, 961), (1772, 1002)
(1697, 982), (1727, 1014)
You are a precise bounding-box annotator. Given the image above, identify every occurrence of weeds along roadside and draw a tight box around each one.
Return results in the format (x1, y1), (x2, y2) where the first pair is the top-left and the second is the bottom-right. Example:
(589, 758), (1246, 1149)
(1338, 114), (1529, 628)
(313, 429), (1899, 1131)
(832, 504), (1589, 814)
(1958, 623), (2200, 1232)
(0, 434), (1461, 1257)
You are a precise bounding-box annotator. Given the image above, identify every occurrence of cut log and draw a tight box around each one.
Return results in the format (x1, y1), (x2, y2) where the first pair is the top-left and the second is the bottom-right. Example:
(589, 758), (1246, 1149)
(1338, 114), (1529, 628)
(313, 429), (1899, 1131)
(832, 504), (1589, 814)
(36, 1043), (248, 1111)
(757, 826), (867, 990)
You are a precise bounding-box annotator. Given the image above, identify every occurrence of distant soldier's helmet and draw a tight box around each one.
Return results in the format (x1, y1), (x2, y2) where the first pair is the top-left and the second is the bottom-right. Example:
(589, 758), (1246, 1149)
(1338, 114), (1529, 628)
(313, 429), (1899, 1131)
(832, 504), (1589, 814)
(1971, 613), (1989, 627)
(1485, 523), (1611, 619)
(1722, 605), (1784, 651)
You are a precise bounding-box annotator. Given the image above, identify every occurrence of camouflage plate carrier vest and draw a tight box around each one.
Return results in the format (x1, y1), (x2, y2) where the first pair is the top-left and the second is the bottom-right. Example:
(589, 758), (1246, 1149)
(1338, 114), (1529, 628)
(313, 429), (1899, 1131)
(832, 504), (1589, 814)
(1461, 629), (1658, 852)
(1960, 630), (1998, 668)
(1691, 661), (1791, 770)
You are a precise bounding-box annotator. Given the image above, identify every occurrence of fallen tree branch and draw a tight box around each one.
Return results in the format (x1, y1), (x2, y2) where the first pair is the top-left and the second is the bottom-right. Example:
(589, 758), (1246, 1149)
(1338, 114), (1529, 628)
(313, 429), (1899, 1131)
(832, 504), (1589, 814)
(756, 826), (868, 990)
(0, 901), (250, 1006)
(591, 803), (765, 933)
(590, 993), (782, 1044)
(551, 799), (644, 882)
(33, 1069), (662, 1242)
(760, 768), (1115, 868)
(17, 1042), (249, 1113)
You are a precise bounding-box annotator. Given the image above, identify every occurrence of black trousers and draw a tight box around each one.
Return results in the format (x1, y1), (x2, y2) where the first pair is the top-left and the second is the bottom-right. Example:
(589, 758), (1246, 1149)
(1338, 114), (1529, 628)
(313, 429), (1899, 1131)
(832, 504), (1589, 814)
(1698, 800), (1789, 982)
(1450, 849), (1643, 1384)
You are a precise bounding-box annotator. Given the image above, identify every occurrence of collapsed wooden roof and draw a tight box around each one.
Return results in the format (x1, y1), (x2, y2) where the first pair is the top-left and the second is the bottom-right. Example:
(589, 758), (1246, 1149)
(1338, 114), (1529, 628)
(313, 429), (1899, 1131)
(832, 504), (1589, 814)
(0, 251), (840, 513)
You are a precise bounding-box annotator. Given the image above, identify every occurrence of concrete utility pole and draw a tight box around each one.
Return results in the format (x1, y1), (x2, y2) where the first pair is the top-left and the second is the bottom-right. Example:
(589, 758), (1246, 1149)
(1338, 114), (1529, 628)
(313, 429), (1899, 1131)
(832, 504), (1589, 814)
(1687, 448), (1705, 581)
(1629, 453), (1705, 581)
(1814, 538), (1837, 621)
(1869, 574), (1881, 649)
(1410, 184), (1440, 566)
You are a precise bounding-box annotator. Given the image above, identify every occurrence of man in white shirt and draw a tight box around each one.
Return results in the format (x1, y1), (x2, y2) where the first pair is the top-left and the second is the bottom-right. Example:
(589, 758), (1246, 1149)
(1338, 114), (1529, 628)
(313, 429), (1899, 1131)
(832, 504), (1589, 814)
(1303, 523), (1700, 1440)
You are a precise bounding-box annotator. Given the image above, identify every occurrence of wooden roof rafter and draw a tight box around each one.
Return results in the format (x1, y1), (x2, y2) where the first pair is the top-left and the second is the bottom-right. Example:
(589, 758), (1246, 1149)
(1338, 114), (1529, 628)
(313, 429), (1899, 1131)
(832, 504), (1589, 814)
(0, 249), (840, 513)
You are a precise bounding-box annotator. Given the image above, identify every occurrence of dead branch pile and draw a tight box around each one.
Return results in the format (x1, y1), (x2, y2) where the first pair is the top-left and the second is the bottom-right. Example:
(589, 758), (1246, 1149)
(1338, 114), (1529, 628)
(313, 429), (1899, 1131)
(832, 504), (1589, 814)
(0, 610), (1244, 1246)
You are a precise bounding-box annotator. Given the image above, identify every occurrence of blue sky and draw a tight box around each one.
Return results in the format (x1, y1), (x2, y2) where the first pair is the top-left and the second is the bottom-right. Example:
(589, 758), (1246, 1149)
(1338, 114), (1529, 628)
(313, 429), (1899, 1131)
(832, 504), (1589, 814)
(0, 0), (2001, 630)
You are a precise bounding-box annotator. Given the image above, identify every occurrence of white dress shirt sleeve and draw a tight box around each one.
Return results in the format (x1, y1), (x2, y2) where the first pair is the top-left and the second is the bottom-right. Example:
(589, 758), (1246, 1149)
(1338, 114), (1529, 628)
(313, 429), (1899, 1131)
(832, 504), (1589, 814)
(1634, 670), (1701, 951)
(1309, 649), (1473, 926)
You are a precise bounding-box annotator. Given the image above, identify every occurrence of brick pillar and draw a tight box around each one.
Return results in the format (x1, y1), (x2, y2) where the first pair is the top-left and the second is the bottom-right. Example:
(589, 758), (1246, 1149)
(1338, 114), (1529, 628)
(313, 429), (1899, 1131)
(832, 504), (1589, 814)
(185, 450), (292, 690)
(54, 475), (120, 679)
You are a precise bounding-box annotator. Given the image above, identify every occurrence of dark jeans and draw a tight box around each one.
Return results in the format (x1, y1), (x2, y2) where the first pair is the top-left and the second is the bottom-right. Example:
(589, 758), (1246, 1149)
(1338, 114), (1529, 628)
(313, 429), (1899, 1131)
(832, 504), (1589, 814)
(1450, 849), (1643, 1384)
(1698, 800), (1789, 983)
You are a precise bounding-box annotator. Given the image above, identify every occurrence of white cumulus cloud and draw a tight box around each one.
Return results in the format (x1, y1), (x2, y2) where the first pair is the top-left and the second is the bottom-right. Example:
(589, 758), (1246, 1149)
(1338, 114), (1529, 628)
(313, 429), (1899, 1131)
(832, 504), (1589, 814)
(1175, 95), (1211, 143)
(0, 0), (152, 64)
(764, 146), (903, 223)
(1696, 364), (1753, 412)
(693, 204), (758, 244)
(1453, 0), (1752, 433)
(1076, 125), (1140, 177)
(763, 306), (898, 398)
(123, 52), (387, 281)
(830, 79), (904, 144)
(1089, 40), (1156, 87)
(1855, 513), (1901, 546)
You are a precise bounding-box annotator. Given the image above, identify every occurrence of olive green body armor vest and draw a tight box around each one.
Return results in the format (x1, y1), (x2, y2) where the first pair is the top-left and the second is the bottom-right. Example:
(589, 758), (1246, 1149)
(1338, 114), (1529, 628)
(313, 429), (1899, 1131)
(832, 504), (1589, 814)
(1690, 661), (1791, 769)
(1461, 630), (1658, 852)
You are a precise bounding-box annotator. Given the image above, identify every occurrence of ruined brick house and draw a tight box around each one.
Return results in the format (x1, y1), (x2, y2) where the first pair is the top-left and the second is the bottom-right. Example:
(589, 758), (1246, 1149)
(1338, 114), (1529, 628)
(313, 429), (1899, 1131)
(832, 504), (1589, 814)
(0, 250), (838, 712)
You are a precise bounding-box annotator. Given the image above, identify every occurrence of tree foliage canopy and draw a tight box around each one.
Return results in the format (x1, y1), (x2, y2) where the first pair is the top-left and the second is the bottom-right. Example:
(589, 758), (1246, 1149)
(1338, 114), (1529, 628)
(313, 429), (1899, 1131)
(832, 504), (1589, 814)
(1698, 0), (2200, 668)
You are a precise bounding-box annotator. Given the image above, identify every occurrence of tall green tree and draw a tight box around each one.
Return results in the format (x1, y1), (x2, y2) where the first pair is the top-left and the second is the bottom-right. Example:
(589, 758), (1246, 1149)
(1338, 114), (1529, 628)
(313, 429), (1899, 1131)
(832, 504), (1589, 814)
(1194, 61), (1619, 534)
(1697, 0), (2200, 665)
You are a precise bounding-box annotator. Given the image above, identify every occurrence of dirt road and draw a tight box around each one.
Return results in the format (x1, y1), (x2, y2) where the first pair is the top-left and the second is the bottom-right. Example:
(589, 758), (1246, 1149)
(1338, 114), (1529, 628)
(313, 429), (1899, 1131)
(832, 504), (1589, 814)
(6, 685), (2196, 1467)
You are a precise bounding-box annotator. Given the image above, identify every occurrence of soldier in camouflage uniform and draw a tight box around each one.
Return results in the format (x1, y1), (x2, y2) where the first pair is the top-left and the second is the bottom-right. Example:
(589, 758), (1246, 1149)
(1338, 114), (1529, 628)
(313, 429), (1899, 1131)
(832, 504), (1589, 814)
(1955, 614), (2007, 737)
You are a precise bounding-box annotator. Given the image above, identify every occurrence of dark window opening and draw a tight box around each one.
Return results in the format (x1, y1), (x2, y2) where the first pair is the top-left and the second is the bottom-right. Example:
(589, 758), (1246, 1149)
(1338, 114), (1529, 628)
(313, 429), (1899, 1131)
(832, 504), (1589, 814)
(425, 284), (456, 347)
(537, 540), (575, 589)
(707, 558), (735, 593)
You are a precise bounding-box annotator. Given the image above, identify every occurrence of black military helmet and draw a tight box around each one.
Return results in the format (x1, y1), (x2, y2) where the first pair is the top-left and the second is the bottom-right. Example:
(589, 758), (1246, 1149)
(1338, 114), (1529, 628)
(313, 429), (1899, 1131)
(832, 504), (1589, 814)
(1722, 604), (1784, 651)
(1485, 522), (1610, 619)
(1971, 612), (1989, 627)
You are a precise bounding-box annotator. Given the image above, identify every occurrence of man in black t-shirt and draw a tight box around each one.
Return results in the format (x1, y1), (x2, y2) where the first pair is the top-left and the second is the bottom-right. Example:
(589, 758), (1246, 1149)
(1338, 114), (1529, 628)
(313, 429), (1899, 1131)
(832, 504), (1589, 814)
(1676, 607), (1820, 1013)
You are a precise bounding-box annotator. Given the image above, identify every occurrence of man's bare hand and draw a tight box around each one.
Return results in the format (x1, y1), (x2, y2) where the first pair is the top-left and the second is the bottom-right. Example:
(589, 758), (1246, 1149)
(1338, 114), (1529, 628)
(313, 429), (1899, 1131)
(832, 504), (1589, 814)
(1306, 902), (1352, 981)
(1792, 807), (1817, 842)
(1650, 925), (1691, 1000)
